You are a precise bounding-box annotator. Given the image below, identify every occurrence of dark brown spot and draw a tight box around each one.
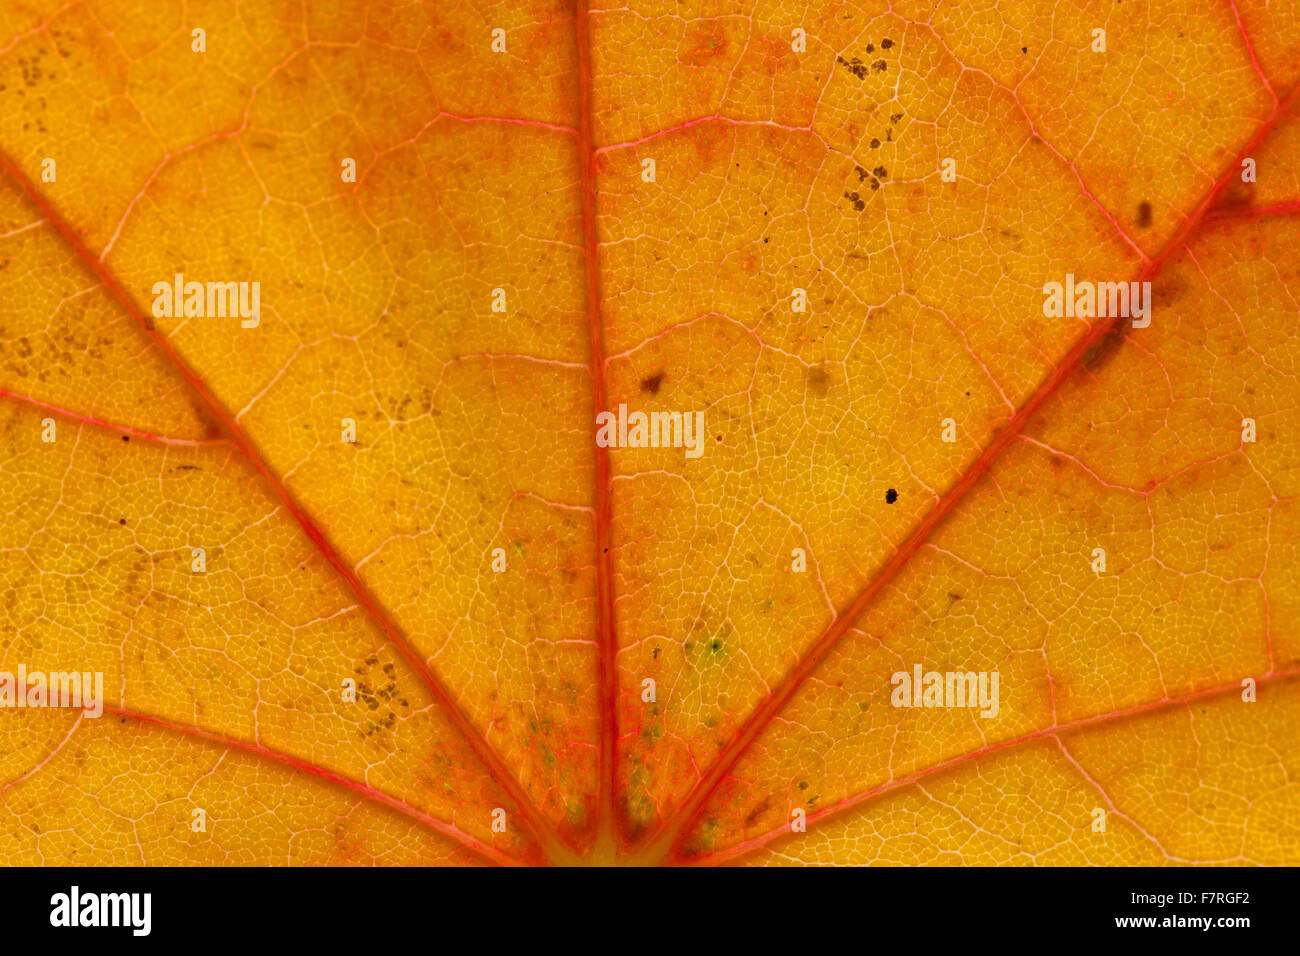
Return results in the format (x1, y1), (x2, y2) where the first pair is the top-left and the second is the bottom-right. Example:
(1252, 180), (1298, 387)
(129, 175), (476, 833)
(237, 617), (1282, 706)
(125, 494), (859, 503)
(836, 55), (867, 79)
(1212, 181), (1253, 215)
(885, 488), (898, 504)
(1151, 276), (1186, 310)
(1136, 201), (1152, 228)
(640, 371), (665, 395)
(1081, 318), (1129, 372)
(743, 794), (774, 828)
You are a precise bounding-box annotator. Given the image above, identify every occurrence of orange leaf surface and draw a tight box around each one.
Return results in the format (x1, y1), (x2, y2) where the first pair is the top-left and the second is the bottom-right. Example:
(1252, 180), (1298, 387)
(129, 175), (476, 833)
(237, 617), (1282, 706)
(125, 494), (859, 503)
(0, 0), (1298, 867)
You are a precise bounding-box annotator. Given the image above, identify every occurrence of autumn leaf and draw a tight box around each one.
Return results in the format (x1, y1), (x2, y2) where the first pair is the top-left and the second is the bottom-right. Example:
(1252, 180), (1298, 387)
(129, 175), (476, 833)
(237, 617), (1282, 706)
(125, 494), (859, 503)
(0, 0), (1298, 868)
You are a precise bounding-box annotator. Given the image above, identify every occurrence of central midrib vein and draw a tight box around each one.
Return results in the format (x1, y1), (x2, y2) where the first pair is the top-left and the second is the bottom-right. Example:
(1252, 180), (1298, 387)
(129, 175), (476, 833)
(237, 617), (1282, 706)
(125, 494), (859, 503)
(573, 0), (620, 859)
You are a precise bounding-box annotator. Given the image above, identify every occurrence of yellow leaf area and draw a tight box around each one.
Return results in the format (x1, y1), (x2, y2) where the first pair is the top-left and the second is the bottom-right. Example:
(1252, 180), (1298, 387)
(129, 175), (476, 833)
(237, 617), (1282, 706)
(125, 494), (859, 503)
(0, 0), (1297, 867)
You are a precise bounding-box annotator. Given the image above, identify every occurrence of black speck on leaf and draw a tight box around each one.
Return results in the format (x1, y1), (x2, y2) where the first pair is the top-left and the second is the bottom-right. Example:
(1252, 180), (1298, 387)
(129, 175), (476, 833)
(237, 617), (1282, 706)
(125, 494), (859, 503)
(640, 371), (665, 395)
(885, 488), (898, 504)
